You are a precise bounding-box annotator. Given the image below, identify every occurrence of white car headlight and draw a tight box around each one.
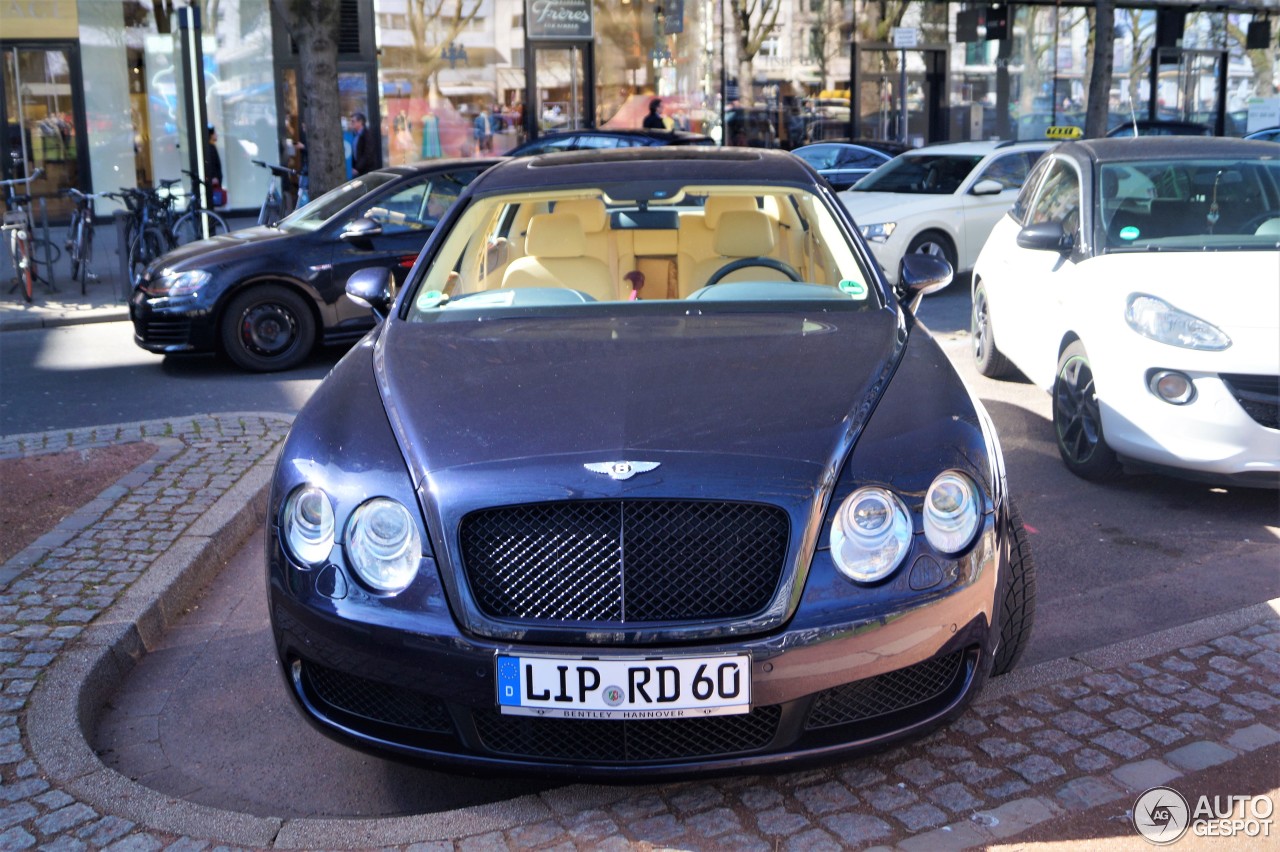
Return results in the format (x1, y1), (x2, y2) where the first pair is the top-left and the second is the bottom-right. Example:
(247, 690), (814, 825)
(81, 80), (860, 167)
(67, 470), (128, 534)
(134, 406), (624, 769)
(1125, 293), (1230, 350)
(282, 485), (335, 566)
(859, 222), (897, 243)
(347, 498), (422, 593)
(923, 472), (981, 554)
(141, 268), (210, 297)
(830, 486), (912, 582)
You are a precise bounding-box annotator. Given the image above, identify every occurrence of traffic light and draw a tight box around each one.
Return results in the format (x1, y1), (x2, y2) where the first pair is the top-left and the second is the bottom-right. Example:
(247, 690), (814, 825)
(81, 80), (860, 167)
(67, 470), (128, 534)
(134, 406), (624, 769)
(985, 5), (1008, 41)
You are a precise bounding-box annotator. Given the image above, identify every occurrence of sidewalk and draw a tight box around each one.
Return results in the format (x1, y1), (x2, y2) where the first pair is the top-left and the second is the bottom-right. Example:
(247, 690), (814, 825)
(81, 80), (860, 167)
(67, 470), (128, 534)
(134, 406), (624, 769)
(0, 414), (1277, 849)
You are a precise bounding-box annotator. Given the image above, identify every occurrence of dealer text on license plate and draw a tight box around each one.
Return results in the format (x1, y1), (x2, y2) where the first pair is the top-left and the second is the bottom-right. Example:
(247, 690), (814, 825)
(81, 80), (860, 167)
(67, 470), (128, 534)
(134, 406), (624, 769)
(496, 653), (751, 719)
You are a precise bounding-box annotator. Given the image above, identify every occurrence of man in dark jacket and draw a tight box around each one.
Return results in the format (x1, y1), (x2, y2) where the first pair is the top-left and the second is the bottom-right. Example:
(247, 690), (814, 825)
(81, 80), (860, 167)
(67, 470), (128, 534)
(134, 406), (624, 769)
(350, 112), (379, 176)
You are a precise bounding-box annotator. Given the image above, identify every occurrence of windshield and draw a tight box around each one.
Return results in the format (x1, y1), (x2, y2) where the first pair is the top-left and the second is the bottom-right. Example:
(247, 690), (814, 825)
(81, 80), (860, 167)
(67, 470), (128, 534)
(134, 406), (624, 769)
(1101, 158), (1280, 251)
(851, 154), (983, 194)
(405, 182), (878, 319)
(275, 172), (400, 232)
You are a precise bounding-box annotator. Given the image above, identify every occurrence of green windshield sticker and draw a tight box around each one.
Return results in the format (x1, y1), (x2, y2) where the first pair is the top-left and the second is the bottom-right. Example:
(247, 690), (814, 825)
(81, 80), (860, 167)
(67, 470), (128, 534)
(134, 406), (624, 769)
(416, 290), (446, 309)
(840, 279), (868, 299)
(1119, 226), (1140, 241)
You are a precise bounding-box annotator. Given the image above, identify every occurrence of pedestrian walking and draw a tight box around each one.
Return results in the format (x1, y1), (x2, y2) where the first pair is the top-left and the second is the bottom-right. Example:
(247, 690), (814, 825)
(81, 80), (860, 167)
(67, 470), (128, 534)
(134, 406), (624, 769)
(350, 112), (378, 176)
(643, 98), (666, 130)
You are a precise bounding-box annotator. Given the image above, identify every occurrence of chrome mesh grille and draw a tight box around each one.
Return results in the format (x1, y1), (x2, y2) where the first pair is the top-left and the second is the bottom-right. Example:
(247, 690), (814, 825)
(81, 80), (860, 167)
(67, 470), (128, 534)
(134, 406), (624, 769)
(459, 500), (789, 625)
(805, 651), (966, 730)
(303, 661), (454, 734)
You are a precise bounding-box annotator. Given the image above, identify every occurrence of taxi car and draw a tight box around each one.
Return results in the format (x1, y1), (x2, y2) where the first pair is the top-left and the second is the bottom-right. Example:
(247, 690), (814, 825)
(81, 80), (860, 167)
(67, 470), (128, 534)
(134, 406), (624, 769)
(971, 137), (1279, 486)
(840, 140), (1052, 284)
(267, 147), (1037, 776)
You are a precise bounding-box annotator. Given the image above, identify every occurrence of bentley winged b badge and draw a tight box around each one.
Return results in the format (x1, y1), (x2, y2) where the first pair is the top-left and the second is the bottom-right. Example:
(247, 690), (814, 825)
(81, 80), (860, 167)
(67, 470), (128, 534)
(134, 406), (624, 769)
(583, 461), (660, 481)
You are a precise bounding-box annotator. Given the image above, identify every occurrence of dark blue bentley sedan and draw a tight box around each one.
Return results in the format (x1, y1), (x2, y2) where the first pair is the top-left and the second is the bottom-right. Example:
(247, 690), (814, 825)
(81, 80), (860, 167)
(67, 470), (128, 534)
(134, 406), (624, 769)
(266, 147), (1036, 777)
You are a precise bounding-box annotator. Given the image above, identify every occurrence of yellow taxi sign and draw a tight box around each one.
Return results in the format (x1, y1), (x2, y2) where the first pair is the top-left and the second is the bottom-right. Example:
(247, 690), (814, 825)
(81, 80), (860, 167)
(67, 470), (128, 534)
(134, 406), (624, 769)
(1046, 125), (1083, 140)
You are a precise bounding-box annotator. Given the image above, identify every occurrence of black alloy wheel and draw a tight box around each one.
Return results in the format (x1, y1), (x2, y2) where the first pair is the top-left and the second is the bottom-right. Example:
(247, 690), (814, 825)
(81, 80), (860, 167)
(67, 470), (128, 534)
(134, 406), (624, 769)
(971, 281), (1012, 378)
(220, 284), (316, 372)
(1052, 341), (1122, 481)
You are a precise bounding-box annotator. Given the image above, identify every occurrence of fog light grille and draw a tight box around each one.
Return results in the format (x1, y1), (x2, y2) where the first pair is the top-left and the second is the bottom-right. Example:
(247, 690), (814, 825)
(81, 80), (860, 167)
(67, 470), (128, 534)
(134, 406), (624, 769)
(302, 661), (453, 733)
(805, 651), (965, 729)
(1221, 373), (1279, 430)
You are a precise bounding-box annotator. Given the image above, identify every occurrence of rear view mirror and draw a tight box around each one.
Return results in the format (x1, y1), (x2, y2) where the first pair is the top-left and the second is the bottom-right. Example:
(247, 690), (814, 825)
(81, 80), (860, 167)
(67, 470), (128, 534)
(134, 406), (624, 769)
(340, 216), (383, 245)
(971, 179), (1004, 196)
(897, 253), (953, 312)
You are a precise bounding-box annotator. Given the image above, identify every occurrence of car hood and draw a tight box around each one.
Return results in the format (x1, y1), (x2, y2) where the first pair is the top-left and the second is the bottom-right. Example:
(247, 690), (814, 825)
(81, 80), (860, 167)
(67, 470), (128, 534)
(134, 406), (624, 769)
(1095, 251), (1280, 333)
(151, 225), (293, 269)
(375, 308), (903, 496)
(840, 191), (956, 224)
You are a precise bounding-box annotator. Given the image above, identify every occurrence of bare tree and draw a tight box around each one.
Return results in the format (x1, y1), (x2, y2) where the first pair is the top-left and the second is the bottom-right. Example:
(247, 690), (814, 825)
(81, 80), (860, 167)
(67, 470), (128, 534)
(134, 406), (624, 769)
(406, 0), (484, 101)
(730, 0), (782, 104)
(1119, 9), (1154, 114)
(271, 0), (344, 196)
(807, 0), (849, 92)
(1084, 0), (1115, 138)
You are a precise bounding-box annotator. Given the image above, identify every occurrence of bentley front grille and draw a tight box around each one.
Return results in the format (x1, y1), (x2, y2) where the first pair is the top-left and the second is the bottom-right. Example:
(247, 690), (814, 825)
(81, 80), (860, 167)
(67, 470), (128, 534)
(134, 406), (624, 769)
(459, 500), (789, 625)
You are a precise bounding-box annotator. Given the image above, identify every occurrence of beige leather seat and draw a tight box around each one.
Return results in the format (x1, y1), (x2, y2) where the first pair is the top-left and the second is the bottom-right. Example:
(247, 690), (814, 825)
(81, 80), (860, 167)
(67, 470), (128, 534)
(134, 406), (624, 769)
(554, 198), (613, 270)
(502, 212), (616, 300)
(677, 196), (759, 296)
(690, 209), (790, 289)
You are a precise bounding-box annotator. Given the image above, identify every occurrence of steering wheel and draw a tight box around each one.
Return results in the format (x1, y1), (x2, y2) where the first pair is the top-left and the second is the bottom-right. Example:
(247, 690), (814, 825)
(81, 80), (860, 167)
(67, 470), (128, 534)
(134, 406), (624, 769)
(704, 257), (802, 287)
(1239, 211), (1280, 235)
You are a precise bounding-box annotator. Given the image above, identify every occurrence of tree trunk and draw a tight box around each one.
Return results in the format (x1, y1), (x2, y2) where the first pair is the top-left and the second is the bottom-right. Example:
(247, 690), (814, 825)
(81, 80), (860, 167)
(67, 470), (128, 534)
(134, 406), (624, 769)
(272, 0), (344, 197)
(1084, 0), (1115, 138)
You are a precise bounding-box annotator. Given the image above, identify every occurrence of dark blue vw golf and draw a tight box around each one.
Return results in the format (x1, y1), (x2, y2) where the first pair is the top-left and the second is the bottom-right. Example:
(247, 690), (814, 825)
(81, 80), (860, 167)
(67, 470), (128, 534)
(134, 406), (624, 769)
(266, 147), (1036, 778)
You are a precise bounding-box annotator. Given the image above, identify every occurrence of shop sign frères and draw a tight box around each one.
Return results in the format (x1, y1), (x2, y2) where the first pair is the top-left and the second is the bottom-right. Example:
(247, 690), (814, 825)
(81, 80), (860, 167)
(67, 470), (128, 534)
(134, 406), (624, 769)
(0, 1), (78, 39)
(525, 0), (594, 40)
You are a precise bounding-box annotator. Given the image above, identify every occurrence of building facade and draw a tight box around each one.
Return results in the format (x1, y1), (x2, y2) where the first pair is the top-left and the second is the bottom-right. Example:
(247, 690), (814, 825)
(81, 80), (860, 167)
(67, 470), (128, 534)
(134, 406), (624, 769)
(2, 0), (1277, 220)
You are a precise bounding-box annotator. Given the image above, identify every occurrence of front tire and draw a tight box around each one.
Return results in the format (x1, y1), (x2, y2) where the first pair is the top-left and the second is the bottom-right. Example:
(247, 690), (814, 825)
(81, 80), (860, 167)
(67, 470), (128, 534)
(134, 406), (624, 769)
(906, 230), (957, 273)
(971, 280), (1012, 378)
(220, 284), (316, 372)
(1053, 341), (1122, 481)
(991, 502), (1037, 676)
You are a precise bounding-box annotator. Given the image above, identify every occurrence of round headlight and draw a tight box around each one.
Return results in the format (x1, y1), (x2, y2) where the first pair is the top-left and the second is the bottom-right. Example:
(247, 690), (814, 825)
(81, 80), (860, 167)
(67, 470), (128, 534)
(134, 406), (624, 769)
(923, 472), (981, 554)
(282, 485), (334, 566)
(347, 498), (422, 593)
(830, 486), (912, 583)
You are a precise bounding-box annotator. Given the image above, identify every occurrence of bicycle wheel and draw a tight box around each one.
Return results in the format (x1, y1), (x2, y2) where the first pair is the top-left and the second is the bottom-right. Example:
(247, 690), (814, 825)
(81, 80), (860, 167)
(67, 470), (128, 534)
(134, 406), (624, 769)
(128, 227), (166, 285)
(11, 231), (34, 303)
(173, 210), (228, 245)
(69, 213), (85, 283)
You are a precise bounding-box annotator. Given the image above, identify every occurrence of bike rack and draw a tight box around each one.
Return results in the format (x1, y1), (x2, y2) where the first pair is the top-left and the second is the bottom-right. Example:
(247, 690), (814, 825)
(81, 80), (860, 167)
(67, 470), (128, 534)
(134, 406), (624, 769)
(37, 197), (56, 289)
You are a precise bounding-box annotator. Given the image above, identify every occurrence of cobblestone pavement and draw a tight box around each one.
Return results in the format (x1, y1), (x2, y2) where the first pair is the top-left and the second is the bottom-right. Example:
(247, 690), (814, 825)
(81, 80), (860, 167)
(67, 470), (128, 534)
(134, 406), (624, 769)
(0, 415), (1277, 850)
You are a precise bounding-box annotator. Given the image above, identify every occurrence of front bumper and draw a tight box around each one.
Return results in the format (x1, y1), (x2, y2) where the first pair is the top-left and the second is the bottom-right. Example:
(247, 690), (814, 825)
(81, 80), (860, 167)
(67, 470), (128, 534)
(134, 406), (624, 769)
(128, 289), (217, 354)
(268, 528), (1001, 778)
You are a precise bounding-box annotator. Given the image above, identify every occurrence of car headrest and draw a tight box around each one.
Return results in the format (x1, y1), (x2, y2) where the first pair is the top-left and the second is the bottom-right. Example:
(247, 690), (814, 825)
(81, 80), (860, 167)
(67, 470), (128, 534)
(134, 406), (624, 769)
(524, 213), (586, 258)
(554, 198), (608, 234)
(704, 195), (758, 228)
(714, 210), (776, 257)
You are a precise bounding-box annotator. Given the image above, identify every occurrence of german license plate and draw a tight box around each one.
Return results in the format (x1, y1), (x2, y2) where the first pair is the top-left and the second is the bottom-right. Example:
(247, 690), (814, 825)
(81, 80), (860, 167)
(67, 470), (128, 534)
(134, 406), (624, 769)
(496, 653), (751, 719)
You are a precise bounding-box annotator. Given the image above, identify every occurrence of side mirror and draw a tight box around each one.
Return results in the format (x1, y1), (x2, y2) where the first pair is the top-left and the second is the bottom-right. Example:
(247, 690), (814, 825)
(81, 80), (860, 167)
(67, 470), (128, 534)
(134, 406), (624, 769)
(896, 253), (953, 312)
(346, 267), (395, 318)
(971, 178), (1004, 196)
(340, 216), (383, 245)
(1016, 220), (1073, 253)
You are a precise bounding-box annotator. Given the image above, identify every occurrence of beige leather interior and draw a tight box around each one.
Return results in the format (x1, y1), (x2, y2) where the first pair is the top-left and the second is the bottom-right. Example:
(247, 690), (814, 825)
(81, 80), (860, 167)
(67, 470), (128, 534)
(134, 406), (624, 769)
(502, 212), (616, 300)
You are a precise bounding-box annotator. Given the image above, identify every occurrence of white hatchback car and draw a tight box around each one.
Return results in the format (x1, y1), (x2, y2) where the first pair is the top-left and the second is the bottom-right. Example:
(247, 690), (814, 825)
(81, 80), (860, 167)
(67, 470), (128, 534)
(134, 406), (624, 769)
(840, 140), (1053, 284)
(971, 136), (1280, 487)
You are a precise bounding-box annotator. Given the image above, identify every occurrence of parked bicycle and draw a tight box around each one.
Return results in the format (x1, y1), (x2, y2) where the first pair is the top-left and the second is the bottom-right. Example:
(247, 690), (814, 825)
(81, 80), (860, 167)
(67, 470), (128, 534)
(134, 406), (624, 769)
(173, 170), (229, 245)
(2, 168), (60, 302)
(64, 187), (109, 294)
(114, 182), (178, 285)
(252, 159), (298, 225)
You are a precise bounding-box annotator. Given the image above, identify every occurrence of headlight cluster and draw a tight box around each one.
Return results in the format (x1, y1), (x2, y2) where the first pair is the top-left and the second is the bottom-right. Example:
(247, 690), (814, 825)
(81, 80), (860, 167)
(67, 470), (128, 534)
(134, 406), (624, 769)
(858, 222), (897, 243)
(140, 268), (210, 297)
(830, 471), (982, 583)
(1125, 293), (1230, 350)
(281, 486), (423, 594)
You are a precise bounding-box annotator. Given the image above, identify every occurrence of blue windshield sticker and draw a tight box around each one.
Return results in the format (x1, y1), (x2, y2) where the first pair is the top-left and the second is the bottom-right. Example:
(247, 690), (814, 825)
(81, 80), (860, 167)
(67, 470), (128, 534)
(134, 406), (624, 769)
(1119, 226), (1140, 241)
(840, 279), (868, 299)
